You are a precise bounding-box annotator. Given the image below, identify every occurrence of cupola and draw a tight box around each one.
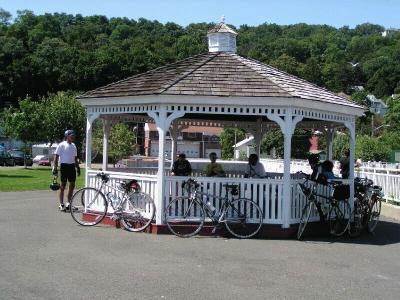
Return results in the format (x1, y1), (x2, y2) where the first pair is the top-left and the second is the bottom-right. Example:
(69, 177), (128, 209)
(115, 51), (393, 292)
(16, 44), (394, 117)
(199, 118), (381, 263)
(207, 16), (237, 53)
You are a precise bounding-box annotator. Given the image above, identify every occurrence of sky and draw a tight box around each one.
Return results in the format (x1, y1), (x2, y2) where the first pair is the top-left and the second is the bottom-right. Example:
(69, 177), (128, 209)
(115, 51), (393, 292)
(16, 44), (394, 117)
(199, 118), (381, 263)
(0, 0), (399, 29)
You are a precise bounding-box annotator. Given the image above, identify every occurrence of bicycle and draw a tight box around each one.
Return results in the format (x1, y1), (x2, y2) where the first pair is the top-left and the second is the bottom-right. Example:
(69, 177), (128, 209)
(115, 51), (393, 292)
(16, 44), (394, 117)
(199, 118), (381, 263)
(348, 177), (383, 237)
(70, 172), (155, 232)
(164, 178), (263, 239)
(297, 174), (351, 240)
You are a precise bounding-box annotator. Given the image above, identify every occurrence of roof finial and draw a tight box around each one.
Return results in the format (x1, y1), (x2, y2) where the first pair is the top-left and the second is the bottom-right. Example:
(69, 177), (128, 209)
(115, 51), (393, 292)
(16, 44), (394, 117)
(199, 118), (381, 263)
(221, 15), (225, 24)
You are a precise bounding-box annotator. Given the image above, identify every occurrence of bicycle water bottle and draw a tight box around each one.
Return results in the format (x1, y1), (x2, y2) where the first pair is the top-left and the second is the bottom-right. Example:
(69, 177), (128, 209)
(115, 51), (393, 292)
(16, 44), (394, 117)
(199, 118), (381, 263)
(107, 192), (118, 205)
(206, 201), (216, 213)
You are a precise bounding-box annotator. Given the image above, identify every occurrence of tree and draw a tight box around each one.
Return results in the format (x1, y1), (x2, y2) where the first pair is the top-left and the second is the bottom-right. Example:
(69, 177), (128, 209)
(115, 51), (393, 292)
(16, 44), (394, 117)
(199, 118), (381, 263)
(92, 122), (135, 166)
(220, 128), (245, 160)
(108, 123), (135, 166)
(1, 97), (46, 166)
(261, 129), (311, 159)
(42, 91), (86, 152)
(0, 8), (12, 25)
(355, 135), (390, 161)
(385, 95), (400, 132)
(332, 133), (349, 160)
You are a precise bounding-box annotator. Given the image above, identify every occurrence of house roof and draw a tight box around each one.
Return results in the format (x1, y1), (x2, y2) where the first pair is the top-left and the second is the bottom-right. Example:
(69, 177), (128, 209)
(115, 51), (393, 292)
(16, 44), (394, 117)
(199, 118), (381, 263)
(207, 22), (237, 35)
(147, 123), (223, 135)
(233, 136), (254, 148)
(79, 52), (363, 110)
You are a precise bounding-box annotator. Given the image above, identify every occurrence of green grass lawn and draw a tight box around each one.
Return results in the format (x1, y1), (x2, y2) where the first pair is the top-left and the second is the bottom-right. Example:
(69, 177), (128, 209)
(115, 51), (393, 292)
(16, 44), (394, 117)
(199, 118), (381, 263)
(0, 166), (85, 192)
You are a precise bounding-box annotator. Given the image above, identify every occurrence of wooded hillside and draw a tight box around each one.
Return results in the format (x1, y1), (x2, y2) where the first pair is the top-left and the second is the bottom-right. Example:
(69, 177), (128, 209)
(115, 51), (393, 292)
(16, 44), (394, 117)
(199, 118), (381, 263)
(1, 9), (399, 107)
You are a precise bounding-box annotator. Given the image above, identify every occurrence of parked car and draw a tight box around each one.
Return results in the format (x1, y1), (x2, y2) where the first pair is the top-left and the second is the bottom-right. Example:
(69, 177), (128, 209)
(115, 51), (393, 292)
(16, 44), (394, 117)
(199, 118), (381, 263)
(0, 152), (16, 166)
(8, 150), (33, 166)
(33, 155), (46, 164)
(38, 156), (51, 166)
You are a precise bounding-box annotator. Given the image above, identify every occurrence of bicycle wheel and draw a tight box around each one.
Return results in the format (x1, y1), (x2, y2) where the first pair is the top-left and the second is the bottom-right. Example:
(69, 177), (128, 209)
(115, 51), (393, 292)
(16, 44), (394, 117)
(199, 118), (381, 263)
(120, 192), (155, 232)
(328, 200), (351, 236)
(223, 198), (263, 239)
(165, 197), (205, 238)
(368, 195), (381, 233)
(70, 187), (108, 226)
(348, 202), (362, 238)
(297, 201), (314, 240)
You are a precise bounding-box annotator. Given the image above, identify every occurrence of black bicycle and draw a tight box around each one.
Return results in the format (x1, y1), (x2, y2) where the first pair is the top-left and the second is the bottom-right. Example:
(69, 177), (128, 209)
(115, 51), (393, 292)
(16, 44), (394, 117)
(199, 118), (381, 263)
(297, 175), (351, 239)
(348, 177), (383, 237)
(164, 178), (263, 238)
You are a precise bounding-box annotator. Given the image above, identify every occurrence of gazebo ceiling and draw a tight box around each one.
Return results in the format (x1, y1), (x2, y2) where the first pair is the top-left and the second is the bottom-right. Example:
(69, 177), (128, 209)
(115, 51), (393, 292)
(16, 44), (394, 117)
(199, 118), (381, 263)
(101, 112), (345, 132)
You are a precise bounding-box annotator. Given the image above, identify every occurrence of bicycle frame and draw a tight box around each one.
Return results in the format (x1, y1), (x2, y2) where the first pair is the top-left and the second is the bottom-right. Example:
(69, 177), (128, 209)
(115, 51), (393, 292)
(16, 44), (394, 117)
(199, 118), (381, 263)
(85, 179), (129, 213)
(298, 178), (348, 221)
(188, 187), (239, 223)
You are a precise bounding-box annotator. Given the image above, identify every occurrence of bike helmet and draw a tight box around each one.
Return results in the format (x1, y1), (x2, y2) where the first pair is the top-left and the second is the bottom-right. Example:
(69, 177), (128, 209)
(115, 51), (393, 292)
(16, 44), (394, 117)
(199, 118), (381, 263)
(64, 129), (75, 137)
(50, 176), (60, 191)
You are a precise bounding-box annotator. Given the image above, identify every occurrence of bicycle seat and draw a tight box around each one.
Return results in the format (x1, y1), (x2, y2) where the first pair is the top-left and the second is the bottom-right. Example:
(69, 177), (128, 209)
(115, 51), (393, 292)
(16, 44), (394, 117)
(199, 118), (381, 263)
(182, 179), (200, 190)
(120, 179), (141, 192)
(96, 172), (110, 183)
(372, 185), (382, 191)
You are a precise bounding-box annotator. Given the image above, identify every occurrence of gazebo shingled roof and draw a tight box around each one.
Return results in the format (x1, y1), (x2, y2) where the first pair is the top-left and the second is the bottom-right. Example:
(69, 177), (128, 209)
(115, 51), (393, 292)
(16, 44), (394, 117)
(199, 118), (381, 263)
(79, 52), (362, 110)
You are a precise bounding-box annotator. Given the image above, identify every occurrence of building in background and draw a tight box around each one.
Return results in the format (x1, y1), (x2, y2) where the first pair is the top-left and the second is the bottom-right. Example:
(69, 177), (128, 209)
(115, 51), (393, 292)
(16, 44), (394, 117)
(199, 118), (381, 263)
(31, 143), (58, 157)
(145, 123), (222, 158)
(367, 94), (387, 116)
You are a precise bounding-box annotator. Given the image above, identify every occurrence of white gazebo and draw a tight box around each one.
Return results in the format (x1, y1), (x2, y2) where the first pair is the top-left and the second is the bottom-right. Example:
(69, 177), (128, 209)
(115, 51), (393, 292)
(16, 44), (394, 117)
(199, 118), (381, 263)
(78, 19), (365, 235)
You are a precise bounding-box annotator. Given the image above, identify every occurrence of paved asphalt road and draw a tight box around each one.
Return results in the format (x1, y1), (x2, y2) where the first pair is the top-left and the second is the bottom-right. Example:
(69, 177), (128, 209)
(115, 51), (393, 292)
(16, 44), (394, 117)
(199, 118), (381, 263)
(1, 191), (400, 300)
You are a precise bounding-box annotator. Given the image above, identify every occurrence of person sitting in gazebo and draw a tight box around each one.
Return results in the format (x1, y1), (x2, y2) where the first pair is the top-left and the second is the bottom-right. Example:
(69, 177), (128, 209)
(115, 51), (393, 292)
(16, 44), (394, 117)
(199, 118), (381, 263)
(171, 153), (192, 176)
(245, 154), (267, 178)
(321, 160), (338, 180)
(204, 152), (225, 177)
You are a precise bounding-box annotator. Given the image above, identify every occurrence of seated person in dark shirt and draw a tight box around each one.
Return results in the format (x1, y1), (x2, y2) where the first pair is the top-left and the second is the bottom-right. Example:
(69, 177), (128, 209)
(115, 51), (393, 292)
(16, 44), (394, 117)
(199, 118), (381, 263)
(321, 160), (337, 180)
(171, 153), (192, 176)
(308, 153), (321, 181)
(339, 149), (350, 179)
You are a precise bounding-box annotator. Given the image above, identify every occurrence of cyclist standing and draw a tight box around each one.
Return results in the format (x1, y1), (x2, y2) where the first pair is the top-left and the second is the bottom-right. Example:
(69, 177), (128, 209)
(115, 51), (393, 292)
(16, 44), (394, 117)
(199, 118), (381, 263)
(52, 130), (81, 211)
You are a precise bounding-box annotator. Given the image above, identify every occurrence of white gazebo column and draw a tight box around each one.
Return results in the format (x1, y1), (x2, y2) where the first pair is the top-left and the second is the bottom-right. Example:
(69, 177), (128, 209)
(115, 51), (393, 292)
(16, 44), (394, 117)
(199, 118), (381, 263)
(326, 127), (336, 161)
(254, 118), (263, 157)
(170, 123), (178, 168)
(85, 112), (99, 187)
(268, 111), (302, 228)
(169, 122), (189, 168)
(102, 119), (112, 171)
(148, 108), (185, 225)
(345, 121), (356, 208)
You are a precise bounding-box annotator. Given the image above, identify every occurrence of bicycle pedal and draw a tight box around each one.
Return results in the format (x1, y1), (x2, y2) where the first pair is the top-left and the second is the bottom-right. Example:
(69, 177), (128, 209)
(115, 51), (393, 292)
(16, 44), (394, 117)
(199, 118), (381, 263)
(211, 226), (218, 234)
(111, 214), (120, 221)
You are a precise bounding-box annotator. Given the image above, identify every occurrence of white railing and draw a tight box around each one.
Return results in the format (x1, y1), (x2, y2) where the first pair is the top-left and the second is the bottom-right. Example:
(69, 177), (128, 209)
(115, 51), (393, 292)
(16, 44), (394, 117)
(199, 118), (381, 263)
(164, 176), (284, 224)
(84, 169), (359, 226)
(86, 169), (157, 213)
(356, 170), (400, 204)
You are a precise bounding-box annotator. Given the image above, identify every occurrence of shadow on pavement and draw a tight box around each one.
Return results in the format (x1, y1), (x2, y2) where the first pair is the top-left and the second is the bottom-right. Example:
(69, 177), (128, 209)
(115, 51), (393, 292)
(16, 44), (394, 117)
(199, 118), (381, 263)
(302, 220), (400, 246)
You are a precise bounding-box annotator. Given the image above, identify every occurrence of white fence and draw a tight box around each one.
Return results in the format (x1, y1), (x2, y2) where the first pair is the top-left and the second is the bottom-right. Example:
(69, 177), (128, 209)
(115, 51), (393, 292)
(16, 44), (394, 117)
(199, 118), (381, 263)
(164, 176), (284, 224)
(87, 169), (157, 213)
(356, 170), (400, 204)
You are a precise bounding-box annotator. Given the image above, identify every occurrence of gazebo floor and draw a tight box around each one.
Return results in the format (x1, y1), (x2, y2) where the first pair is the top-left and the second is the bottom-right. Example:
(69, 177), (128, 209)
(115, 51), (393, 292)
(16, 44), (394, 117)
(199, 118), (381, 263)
(86, 214), (331, 239)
